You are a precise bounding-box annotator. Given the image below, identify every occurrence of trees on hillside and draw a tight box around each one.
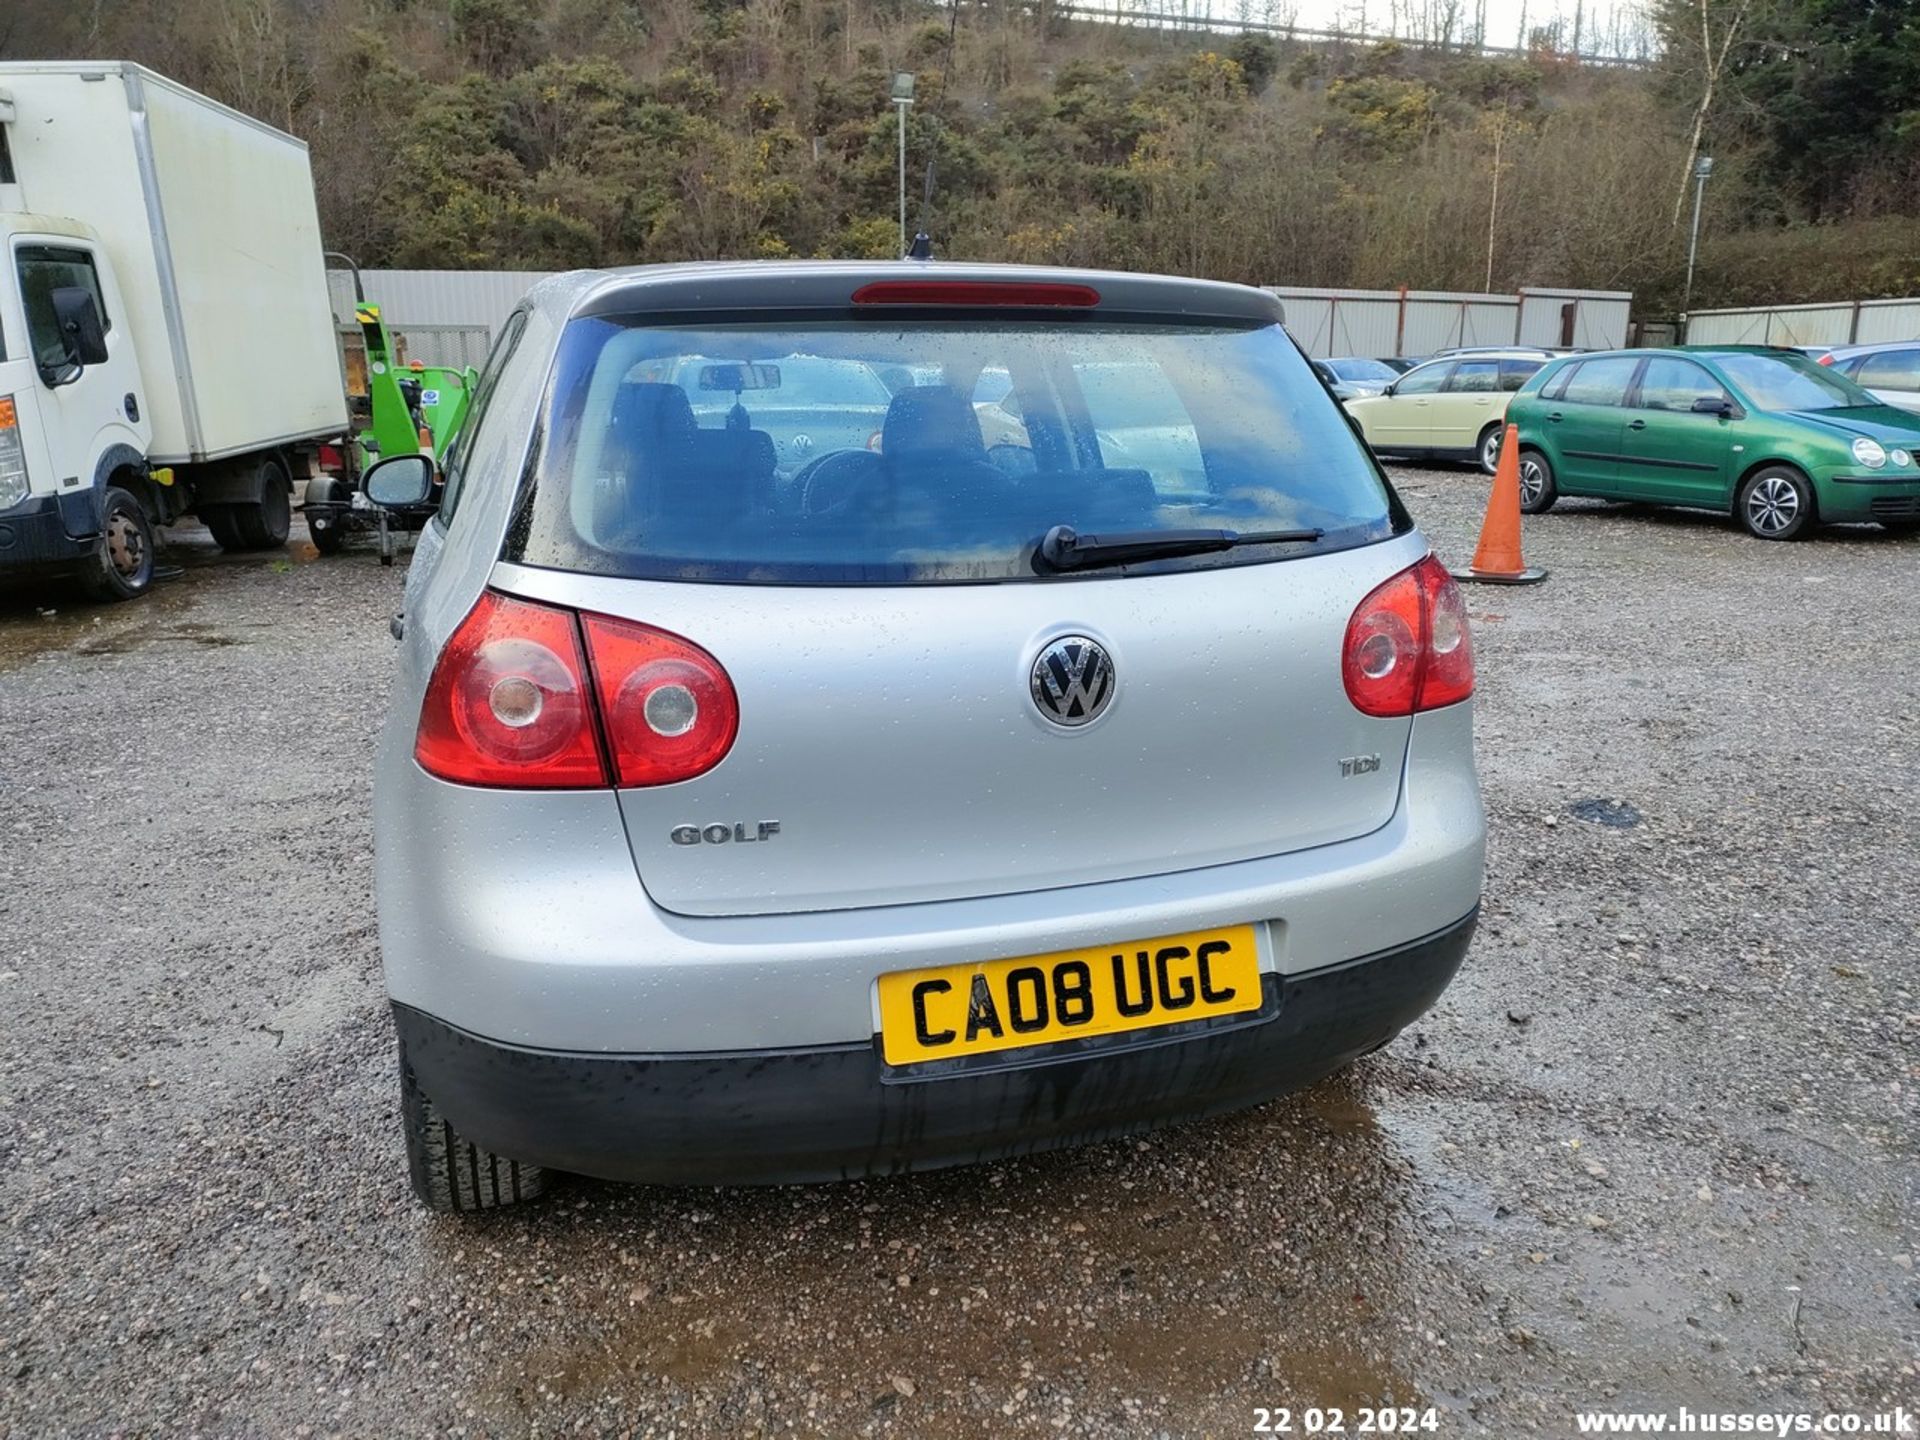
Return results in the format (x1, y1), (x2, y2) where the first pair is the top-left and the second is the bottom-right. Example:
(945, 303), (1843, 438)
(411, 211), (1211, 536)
(3, 0), (1917, 306)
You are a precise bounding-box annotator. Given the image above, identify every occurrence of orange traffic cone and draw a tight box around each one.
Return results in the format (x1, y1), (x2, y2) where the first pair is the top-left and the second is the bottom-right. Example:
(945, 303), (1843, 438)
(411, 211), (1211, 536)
(1451, 423), (1547, 585)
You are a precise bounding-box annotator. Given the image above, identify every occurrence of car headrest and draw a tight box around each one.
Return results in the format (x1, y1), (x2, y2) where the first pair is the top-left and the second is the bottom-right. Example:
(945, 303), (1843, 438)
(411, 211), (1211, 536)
(610, 382), (697, 451)
(881, 385), (985, 464)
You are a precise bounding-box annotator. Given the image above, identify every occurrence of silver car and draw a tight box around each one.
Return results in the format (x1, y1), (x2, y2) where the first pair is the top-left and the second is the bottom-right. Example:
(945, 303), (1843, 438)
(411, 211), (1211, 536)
(1819, 341), (1920, 414)
(362, 261), (1486, 1211)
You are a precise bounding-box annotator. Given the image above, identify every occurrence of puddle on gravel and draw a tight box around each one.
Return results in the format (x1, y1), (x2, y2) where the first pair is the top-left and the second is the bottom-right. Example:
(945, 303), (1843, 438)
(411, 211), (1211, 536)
(446, 1071), (1438, 1428)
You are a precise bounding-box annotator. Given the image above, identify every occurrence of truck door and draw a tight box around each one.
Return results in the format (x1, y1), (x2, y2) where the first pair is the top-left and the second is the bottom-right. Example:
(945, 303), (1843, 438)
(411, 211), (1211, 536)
(12, 239), (147, 496)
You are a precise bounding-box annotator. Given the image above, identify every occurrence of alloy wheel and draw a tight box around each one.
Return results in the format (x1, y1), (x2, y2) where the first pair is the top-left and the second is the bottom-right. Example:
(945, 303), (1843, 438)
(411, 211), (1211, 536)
(1481, 429), (1501, 473)
(1518, 457), (1546, 508)
(1746, 475), (1800, 535)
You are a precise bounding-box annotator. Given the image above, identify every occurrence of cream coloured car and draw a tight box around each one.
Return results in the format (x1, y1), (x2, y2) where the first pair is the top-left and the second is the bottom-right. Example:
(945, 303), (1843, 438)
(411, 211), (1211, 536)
(1343, 352), (1548, 472)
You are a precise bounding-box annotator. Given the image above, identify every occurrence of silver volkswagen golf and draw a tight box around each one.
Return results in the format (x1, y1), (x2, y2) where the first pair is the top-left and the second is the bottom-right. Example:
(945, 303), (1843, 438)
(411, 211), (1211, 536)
(364, 261), (1485, 1211)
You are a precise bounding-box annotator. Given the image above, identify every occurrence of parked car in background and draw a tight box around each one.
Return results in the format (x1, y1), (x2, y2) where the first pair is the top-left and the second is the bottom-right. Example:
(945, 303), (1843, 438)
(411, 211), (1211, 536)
(1343, 350), (1549, 472)
(1316, 357), (1401, 399)
(1379, 357), (1420, 374)
(1504, 346), (1920, 540)
(1819, 341), (1920, 414)
(1431, 345), (1574, 361)
(361, 260), (1484, 1210)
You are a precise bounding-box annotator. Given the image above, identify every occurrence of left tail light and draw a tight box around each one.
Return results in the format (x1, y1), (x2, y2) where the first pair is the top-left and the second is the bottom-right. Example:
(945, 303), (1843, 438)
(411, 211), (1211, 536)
(414, 592), (738, 789)
(1341, 554), (1475, 717)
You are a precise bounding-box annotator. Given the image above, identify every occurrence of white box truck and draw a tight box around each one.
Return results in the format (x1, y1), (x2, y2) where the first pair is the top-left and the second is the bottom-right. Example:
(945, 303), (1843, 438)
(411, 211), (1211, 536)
(0, 61), (347, 599)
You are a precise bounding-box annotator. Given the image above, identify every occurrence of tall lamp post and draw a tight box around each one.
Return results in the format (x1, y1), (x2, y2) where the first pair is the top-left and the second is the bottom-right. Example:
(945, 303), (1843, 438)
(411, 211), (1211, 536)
(890, 73), (915, 257)
(1681, 155), (1714, 340)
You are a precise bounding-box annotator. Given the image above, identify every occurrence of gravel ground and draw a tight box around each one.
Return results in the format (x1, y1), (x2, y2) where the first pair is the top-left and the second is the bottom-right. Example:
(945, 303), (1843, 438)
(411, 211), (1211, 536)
(1, 476), (1915, 1439)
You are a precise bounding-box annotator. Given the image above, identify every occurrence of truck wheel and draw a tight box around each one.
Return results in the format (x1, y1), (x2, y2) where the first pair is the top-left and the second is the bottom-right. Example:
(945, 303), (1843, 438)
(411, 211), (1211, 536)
(231, 456), (292, 550)
(201, 504), (246, 551)
(81, 486), (156, 602)
(399, 1054), (548, 1213)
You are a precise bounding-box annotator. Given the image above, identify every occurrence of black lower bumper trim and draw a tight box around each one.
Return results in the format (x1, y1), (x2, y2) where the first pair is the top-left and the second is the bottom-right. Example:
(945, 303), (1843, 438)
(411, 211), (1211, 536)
(392, 908), (1478, 1186)
(0, 495), (94, 571)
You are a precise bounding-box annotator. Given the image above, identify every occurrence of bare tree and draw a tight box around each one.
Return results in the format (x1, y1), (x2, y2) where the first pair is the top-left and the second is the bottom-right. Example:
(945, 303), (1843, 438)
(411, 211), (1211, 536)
(1669, 0), (1757, 227)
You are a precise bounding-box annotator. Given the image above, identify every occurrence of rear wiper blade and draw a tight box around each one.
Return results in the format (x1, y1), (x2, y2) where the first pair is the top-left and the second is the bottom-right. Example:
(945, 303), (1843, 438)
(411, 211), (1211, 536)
(1032, 523), (1324, 573)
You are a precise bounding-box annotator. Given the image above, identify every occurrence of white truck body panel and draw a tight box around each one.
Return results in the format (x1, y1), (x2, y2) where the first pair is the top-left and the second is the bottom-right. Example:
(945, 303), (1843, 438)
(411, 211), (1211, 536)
(0, 62), (345, 463)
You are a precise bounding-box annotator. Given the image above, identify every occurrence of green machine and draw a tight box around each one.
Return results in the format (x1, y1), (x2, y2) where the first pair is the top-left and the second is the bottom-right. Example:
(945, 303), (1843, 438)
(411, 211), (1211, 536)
(306, 256), (479, 562)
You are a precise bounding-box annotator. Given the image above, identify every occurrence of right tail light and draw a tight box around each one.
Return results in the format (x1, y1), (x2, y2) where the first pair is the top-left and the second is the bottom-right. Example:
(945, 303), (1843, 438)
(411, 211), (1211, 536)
(1342, 554), (1475, 717)
(414, 591), (738, 789)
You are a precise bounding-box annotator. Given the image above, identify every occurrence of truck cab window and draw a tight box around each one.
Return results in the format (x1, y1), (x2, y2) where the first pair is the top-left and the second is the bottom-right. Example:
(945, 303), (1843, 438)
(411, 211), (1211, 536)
(16, 245), (110, 370)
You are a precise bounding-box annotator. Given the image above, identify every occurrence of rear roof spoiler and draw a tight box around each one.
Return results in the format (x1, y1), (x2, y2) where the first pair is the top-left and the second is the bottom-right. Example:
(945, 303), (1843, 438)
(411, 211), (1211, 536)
(573, 262), (1285, 328)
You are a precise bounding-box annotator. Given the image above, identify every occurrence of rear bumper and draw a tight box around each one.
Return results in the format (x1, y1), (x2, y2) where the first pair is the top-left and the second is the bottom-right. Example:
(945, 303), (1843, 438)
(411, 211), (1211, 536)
(395, 907), (1476, 1186)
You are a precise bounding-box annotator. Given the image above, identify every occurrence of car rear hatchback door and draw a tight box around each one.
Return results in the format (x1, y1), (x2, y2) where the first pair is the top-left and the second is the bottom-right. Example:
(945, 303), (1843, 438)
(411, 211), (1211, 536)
(490, 296), (1433, 919)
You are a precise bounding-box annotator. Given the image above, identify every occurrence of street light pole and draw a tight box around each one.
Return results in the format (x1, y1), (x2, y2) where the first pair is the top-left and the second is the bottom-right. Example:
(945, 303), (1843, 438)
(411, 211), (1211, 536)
(890, 73), (916, 257)
(1681, 155), (1714, 340)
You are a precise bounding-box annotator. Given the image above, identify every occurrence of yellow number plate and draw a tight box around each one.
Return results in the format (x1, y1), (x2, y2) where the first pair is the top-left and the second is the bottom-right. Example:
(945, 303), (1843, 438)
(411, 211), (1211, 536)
(876, 925), (1263, 1067)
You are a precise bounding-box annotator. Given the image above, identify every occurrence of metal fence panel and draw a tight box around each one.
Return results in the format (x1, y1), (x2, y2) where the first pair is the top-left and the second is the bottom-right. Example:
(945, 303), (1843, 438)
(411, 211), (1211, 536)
(327, 268), (552, 334)
(1686, 299), (1920, 347)
(1517, 290), (1633, 350)
(1687, 301), (1876, 347)
(1853, 299), (1920, 345)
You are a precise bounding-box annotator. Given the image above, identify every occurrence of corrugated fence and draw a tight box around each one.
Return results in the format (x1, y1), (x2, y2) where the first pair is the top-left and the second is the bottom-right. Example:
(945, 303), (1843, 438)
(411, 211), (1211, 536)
(325, 268), (1634, 361)
(1686, 298), (1920, 348)
(1268, 286), (1632, 357)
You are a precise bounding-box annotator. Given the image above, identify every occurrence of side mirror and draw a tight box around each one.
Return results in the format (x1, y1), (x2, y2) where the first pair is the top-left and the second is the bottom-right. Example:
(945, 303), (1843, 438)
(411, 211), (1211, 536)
(41, 287), (108, 386)
(1691, 396), (1735, 418)
(51, 286), (109, 366)
(364, 453), (436, 508)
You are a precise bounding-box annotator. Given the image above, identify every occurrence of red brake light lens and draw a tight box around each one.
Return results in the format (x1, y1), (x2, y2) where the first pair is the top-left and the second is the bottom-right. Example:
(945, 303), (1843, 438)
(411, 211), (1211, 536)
(415, 592), (607, 788)
(850, 280), (1101, 308)
(1817, 352), (1836, 365)
(581, 615), (739, 787)
(415, 594), (741, 790)
(1342, 555), (1475, 717)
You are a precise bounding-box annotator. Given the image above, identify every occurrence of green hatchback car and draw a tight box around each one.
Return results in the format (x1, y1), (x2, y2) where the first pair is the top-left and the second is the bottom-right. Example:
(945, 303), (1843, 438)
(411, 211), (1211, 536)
(1504, 346), (1920, 540)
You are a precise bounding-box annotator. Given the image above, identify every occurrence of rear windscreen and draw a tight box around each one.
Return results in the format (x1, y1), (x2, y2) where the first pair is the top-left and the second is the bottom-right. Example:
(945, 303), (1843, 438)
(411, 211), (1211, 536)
(505, 315), (1401, 584)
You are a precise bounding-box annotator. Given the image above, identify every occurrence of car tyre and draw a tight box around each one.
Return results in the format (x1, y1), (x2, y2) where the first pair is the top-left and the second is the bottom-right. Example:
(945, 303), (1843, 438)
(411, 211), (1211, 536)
(1517, 448), (1557, 514)
(1477, 423), (1504, 475)
(399, 1054), (548, 1212)
(81, 486), (156, 602)
(1737, 465), (1813, 541)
